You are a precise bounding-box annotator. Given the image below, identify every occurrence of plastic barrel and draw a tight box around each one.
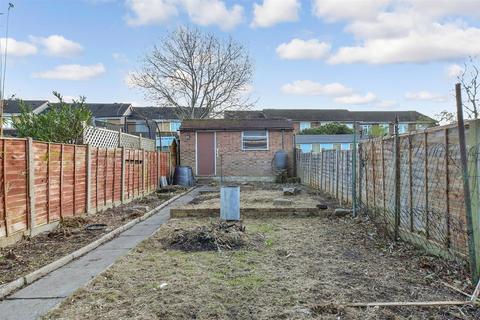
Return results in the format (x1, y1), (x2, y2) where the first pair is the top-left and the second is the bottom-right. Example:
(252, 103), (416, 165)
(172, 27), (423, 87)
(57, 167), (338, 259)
(173, 166), (195, 186)
(273, 150), (288, 171)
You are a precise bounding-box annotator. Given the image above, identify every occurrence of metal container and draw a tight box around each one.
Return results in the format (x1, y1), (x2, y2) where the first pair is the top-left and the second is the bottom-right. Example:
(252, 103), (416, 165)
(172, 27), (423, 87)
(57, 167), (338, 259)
(273, 150), (288, 171)
(173, 166), (195, 186)
(220, 186), (240, 221)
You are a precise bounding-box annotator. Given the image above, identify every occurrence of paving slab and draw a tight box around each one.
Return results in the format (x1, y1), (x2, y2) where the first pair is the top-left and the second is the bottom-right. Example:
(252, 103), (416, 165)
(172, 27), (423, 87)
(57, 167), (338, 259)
(0, 298), (64, 320)
(0, 188), (199, 320)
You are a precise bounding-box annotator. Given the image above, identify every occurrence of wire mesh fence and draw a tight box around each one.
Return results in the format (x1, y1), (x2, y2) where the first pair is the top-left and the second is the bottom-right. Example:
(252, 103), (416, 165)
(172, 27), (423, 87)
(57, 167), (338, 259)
(296, 122), (479, 265)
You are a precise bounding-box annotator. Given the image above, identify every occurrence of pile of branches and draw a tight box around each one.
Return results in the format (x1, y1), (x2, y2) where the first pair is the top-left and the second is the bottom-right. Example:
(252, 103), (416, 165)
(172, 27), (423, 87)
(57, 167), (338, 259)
(163, 220), (247, 252)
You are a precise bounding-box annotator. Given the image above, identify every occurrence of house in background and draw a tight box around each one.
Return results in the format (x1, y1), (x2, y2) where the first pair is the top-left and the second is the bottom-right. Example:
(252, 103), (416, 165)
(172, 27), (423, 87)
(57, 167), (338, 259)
(2, 100), (49, 136)
(126, 107), (183, 151)
(179, 119), (294, 181)
(296, 134), (355, 153)
(225, 109), (436, 137)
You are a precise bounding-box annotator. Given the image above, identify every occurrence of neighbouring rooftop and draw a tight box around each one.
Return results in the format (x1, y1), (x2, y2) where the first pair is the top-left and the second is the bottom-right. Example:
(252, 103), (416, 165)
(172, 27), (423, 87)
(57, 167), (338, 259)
(225, 109), (435, 123)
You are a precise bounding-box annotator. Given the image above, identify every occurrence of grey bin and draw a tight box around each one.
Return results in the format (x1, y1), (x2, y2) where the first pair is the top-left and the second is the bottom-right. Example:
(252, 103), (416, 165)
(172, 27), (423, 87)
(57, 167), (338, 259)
(220, 186), (240, 221)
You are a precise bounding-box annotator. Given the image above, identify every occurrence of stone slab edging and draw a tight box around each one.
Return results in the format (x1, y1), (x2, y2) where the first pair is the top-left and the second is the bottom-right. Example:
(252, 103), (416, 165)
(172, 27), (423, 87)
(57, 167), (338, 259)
(0, 187), (195, 300)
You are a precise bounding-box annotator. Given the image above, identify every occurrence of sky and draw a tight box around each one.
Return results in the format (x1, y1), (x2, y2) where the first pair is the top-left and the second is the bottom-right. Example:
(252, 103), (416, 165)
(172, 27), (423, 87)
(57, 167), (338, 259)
(2, 0), (480, 118)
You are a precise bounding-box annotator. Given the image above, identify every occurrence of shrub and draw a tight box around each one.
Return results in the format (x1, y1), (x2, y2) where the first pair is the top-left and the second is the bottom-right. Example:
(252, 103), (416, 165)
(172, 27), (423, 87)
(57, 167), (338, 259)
(300, 122), (354, 135)
(12, 92), (92, 144)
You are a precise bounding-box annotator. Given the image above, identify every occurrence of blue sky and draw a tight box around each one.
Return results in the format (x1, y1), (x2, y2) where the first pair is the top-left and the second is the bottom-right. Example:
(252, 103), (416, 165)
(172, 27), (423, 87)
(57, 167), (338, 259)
(3, 0), (480, 118)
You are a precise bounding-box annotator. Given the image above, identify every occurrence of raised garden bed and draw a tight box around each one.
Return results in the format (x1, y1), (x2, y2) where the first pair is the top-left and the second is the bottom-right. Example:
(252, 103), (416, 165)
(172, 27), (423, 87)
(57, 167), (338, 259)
(0, 187), (185, 286)
(171, 186), (339, 218)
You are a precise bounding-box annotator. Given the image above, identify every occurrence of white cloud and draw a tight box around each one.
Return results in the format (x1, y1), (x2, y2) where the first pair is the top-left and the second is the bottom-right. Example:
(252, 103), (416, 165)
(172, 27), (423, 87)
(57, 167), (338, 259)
(113, 52), (129, 63)
(125, 0), (243, 29)
(446, 64), (464, 78)
(125, 0), (178, 26)
(334, 92), (378, 105)
(328, 23), (480, 64)
(276, 39), (330, 60)
(32, 63), (106, 80)
(251, 0), (300, 28)
(405, 91), (448, 102)
(281, 80), (353, 96)
(181, 0), (244, 30)
(313, 0), (480, 64)
(30, 35), (83, 57)
(0, 38), (37, 56)
(312, 0), (390, 22)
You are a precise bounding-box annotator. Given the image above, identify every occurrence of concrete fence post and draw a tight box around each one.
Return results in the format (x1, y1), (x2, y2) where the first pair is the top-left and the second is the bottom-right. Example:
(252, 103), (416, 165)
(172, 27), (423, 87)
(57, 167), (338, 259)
(27, 138), (35, 235)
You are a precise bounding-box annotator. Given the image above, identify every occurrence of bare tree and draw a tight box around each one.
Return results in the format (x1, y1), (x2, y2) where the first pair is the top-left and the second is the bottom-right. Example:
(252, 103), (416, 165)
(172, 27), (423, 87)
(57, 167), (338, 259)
(434, 110), (456, 125)
(132, 27), (254, 119)
(458, 56), (480, 119)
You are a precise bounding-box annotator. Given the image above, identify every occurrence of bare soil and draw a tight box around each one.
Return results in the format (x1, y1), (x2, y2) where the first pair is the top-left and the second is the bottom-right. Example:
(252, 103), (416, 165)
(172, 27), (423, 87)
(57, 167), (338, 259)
(182, 187), (324, 209)
(0, 187), (185, 285)
(44, 214), (478, 319)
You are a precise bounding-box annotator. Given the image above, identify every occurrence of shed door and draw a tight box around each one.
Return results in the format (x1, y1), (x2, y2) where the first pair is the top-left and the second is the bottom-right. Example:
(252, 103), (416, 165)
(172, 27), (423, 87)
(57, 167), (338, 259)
(197, 132), (216, 176)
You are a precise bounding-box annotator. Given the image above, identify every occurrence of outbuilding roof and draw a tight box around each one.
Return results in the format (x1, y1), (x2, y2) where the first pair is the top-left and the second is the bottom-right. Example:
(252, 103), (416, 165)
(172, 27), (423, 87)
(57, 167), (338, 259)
(180, 119), (294, 131)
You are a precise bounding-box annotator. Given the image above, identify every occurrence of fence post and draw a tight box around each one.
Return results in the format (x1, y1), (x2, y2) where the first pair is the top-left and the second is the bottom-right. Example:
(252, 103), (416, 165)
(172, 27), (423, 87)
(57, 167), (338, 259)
(335, 149), (339, 199)
(444, 129), (451, 248)
(394, 118), (401, 240)
(467, 117), (480, 283)
(27, 138), (35, 235)
(86, 144), (92, 214)
(121, 147), (125, 203)
(352, 123), (358, 216)
(424, 131), (429, 239)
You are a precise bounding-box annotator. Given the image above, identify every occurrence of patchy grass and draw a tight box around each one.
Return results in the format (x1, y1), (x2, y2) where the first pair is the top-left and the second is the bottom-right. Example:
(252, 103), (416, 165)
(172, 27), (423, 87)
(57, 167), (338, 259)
(44, 215), (478, 320)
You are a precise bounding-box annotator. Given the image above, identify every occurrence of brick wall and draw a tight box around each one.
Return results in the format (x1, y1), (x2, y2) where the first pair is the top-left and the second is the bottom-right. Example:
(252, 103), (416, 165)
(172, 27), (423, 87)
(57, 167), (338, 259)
(180, 130), (294, 178)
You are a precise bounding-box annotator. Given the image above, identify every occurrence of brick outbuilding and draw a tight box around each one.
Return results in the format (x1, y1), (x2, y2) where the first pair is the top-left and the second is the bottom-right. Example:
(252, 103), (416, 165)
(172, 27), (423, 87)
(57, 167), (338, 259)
(179, 119), (294, 181)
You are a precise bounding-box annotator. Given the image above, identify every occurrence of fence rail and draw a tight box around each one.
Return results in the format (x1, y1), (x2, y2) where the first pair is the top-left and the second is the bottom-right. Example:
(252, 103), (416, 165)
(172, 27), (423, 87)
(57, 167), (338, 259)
(0, 137), (171, 245)
(296, 121), (480, 271)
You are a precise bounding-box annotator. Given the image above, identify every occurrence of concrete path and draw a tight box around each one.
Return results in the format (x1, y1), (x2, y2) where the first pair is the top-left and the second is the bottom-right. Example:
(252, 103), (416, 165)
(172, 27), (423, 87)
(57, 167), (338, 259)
(0, 189), (199, 320)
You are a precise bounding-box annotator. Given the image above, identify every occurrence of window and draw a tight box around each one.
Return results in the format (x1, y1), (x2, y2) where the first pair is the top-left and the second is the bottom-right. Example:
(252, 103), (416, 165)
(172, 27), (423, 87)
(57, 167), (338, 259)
(398, 123), (408, 134)
(3, 117), (12, 129)
(340, 143), (351, 150)
(135, 123), (149, 133)
(157, 136), (175, 151)
(299, 121), (311, 131)
(320, 143), (334, 150)
(242, 130), (268, 150)
(299, 144), (312, 153)
(170, 121), (181, 132)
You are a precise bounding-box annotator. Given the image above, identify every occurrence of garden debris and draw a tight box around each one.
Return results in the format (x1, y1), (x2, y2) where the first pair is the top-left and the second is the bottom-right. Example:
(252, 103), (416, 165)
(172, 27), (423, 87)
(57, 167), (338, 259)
(334, 208), (351, 217)
(283, 187), (300, 196)
(161, 220), (248, 252)
(273, 198), (293, 206)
